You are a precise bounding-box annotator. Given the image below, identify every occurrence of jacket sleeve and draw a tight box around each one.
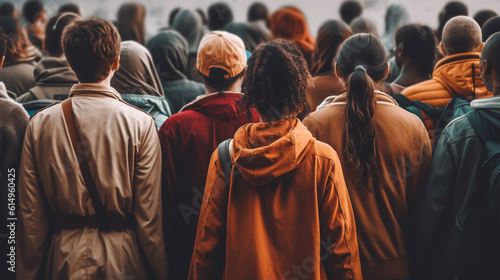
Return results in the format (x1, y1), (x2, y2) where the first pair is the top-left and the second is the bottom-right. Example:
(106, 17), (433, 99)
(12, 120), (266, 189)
(188, 150), (228, 280)
(320, 156), (362, 280)
(17, 120), (51, 280)
(133, 119), (168, 279)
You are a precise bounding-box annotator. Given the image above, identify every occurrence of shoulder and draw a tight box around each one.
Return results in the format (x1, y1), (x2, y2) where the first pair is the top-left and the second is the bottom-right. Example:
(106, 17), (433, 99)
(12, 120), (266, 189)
(0, 98), (29, 124)
(441, 115), (478, 144)
(402, 78), (447, 101)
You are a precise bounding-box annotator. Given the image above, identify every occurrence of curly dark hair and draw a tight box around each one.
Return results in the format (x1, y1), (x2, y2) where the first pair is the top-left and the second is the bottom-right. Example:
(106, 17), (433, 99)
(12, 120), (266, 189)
(242, 40), (310, 122)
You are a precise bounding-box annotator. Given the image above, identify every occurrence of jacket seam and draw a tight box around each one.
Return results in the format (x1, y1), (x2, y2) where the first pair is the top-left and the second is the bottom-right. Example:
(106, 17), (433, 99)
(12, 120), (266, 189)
(329, 173), (355, 278)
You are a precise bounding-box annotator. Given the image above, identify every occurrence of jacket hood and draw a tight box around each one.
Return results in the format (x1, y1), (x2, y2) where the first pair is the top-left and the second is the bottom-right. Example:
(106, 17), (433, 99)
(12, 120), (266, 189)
(171, 9), (206, 54)
(233, 118), (314, 187)
(471, 96), (500, 138)
(111, 41), (164, 97)
(34, 57), (79, 85)
(146, 30), (188, 82)
(433, 52), (490, 99)
(180, 92), (250, 122)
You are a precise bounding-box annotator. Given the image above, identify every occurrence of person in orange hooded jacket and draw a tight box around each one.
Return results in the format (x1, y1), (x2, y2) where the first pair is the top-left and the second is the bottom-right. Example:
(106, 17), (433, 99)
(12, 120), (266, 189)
(188, 40), (362, 280)
(402, 16), (492, 138)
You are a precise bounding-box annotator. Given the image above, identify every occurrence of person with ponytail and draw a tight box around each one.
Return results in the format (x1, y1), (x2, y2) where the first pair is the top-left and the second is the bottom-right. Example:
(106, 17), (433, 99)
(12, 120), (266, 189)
(303, 33), (432, 280)
(189, 40), (362, 280)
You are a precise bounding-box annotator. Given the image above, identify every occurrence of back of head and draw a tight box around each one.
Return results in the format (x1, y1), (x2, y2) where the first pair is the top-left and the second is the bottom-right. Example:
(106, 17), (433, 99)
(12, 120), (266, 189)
(242, 40), (310, 121)
(146, 30), (189, 81)
(247, 2), (268, 22)
(197, 31), (246, 92)
(481, 32), (500, 89)
(270, 7), (313, 45)
(22, 0), (43, 24)
(312, 20), (352, 75)
(207, 2), (233, 31)
(350, 16), (379, 38)
(395, 24), (436, 77)
(45, 12), (80, 57)
(168, 7), (181, 27)
(62, 18), (121, 83)
(0, 3), (15, 17)
(474, 10), (498, 28)
(58, 3), (81, 16)
(0, 16), (33, 61)
(482, 16), (500, 42)
(171, 9), (204, 54)
(437, 1), (468, 40)
(336, 34), (388, 183)
(340, 1), (363, 24)
(116, 2), (146, 44)
(111, 41), (163, 96)
(442, 16), (481, 55)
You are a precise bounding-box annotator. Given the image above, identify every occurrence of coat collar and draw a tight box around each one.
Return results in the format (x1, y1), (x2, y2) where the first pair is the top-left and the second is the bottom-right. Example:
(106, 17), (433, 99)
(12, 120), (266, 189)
(319, 90), (397, 109)
(69, 83), (123, 101)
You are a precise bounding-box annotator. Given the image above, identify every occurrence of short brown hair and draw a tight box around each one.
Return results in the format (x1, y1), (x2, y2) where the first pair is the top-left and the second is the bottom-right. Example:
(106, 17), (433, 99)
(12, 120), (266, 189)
(62, 18), (121, 83)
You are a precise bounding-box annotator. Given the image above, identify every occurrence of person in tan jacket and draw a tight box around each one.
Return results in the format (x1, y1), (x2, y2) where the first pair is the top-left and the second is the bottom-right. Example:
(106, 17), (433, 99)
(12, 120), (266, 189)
(189, 40), (362, 280)
(17, 18), (167, 280)
(402, 16), (492, 137)
(304, 34), (432, 279)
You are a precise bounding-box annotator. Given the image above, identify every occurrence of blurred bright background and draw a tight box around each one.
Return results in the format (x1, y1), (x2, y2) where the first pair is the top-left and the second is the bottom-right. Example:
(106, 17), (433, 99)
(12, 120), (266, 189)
(5, 0), (500, 38)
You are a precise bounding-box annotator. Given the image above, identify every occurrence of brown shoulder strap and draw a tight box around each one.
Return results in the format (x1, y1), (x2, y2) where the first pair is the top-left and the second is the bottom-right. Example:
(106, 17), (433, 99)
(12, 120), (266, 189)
(61, 99), (106, 217)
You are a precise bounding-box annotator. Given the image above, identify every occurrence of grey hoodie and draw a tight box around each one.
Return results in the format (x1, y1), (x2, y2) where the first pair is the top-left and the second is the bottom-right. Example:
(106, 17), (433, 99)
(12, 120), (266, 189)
(16, 57), (78, 103)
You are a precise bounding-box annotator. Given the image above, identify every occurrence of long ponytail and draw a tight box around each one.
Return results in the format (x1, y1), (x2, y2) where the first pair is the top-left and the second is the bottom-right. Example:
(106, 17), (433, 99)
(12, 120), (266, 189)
(336, 34), (388, 185)
(344, 66), (377, 184)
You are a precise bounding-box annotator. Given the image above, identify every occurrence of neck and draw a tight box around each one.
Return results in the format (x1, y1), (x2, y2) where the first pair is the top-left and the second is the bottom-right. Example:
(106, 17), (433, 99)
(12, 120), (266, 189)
(205, 79), (243, 94)
(392, 63), (430, 87)
(88, 74), (113, 87)
(492, 76), (500, 97)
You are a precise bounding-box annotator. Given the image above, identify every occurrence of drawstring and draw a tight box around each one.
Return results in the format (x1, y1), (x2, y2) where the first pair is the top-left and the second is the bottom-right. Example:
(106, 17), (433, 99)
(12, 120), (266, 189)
(472, 63), (477, 99)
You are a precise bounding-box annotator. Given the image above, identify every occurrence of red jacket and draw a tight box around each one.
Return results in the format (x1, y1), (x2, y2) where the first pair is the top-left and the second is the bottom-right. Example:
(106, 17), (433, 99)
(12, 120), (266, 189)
(158, 92), (259, 279)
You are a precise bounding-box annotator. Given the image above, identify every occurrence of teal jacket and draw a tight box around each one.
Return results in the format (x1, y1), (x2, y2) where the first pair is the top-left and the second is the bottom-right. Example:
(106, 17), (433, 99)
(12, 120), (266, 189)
(121, 94), (172, 129)
(412, 96), (500, 279)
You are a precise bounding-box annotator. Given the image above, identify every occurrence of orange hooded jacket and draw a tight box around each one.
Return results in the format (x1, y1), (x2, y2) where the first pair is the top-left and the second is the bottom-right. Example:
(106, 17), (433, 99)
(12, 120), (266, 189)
(188, 118), (362, 280)
(402, 52), (492, 137)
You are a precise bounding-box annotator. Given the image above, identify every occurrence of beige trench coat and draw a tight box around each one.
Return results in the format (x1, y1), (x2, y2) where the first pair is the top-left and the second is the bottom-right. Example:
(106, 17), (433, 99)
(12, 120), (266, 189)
(16, 83), (168, 279)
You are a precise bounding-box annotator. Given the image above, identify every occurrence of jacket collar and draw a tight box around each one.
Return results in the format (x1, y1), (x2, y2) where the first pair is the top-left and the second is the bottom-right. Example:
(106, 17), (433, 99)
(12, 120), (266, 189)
(179, 91), (243, 112)
(434, 52), (480, 71)
(69, 83), (123, 101)
(0, 82), (9, 99)
(331, 90), (397, 105)
(471, 95), (500, 109)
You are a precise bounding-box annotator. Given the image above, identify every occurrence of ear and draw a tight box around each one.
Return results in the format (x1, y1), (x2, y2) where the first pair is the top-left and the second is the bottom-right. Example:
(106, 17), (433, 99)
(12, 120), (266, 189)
(111, 56), (120, 71)
(440, 43), (447, 56)
(396, 43), (404, 57)
(482, 59), (491, 75)
(0, 56), (4, 69)
(335, 64), (344, 80)
(476, 42), (484, 53)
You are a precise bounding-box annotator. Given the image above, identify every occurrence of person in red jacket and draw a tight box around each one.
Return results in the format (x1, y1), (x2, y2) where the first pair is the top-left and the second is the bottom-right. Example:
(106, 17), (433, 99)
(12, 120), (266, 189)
(158, 31), (259, 279)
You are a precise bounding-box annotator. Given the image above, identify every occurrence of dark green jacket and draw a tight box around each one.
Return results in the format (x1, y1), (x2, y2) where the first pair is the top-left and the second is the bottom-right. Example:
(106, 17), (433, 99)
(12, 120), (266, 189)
(412, 96), (500, 279)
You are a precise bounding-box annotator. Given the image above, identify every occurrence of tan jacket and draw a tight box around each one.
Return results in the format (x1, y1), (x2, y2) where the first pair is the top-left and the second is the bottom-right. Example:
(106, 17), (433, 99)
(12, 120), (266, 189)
(17, 83), (168, 280)
(189, 119), (362, 280)
(304, 92), (432, 279)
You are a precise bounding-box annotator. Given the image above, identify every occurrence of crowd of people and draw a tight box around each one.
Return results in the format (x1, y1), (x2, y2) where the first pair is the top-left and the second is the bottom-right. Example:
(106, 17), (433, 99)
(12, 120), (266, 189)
(0, 0), (499, 279)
